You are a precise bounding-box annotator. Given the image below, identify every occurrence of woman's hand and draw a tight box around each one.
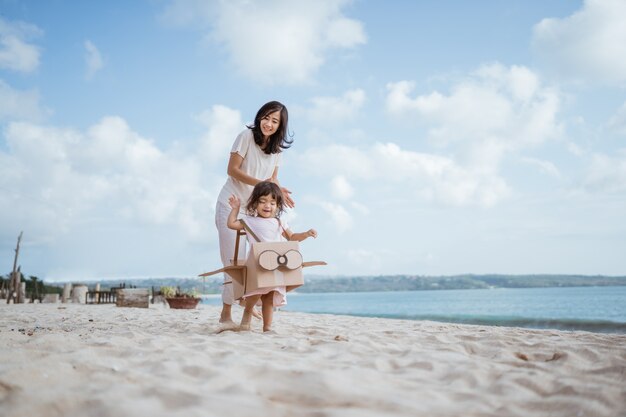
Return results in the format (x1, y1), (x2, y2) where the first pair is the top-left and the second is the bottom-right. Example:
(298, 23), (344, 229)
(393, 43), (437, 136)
(266, 167), (295, 208)
(306, 229), (318, 239)
(281, 187), (295, 208)
(266, 177), (295, 208)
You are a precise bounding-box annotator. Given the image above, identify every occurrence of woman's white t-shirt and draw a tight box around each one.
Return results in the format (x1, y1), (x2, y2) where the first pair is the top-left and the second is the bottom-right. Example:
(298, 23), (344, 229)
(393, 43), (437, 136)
(217, 129), (282, 208)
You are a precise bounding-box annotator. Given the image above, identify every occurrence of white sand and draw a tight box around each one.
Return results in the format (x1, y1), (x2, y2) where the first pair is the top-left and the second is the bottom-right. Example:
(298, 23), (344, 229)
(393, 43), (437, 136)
(0, 302), (625, 417)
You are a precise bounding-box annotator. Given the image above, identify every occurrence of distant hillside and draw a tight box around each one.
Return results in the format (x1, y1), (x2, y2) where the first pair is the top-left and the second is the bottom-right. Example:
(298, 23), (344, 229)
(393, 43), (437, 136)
(297, 274), (626, 293)
(45, 274), (626, 294)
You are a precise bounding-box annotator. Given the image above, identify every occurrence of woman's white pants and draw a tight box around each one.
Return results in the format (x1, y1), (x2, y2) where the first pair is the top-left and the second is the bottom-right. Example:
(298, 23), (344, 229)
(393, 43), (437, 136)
(214, 202), (246, 305)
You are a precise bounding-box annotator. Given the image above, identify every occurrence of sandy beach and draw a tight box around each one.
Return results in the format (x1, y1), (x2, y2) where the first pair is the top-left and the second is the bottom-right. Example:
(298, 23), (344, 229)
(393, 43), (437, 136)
(1, 302), (625, 417)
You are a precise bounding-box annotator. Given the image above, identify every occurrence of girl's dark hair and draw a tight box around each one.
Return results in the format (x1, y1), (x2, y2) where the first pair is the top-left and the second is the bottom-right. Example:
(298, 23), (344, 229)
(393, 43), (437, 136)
(246, 181), (285, 218)
(247, 101), (293, 155)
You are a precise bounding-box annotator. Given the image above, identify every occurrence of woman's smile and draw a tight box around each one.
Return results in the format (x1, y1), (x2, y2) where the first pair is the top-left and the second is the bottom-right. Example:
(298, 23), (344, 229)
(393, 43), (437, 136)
(260, 110), (281, 138)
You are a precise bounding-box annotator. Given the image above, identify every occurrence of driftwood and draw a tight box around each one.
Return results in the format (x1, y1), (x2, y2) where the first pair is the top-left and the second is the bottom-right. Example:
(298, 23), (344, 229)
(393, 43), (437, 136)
(116, 288), (149, 308)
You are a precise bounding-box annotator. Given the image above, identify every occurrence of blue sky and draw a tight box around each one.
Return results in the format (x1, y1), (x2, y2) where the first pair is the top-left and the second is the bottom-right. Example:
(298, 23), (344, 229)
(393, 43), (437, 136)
(1, 0), (625, 282)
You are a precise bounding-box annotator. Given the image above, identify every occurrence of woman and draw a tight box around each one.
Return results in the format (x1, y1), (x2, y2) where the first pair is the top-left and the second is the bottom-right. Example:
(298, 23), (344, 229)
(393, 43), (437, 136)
(214, 101), (294, 327)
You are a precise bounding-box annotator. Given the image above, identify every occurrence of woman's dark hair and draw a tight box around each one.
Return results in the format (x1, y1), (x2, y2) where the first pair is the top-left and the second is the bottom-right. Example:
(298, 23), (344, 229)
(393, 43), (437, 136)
(247, 101), (293, 155)
(246, 181), (285, 218)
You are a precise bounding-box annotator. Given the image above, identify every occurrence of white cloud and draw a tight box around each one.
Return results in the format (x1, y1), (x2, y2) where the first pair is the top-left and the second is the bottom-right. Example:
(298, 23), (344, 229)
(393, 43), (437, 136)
(325, 16), (365, 48)
(521, 157), (562, 179)
(583, 150), (626, 193)
(608, 102), (626, 135)
(0, 17), (42, 73)
(0, 117), (216, 244)
(330, 175), (354, 200)
(318, 201), (353, 233)
(567, 142), (585, 156)
(84, 40), (103, 80)
(160, 0), (366, 84)
(308, 89), (365, 123)
(195, 105), (243, 164)
(159, 0), (217, 27)
(296, 64), (562, 209)
(297, 142), (510, 207)
(350, 201), (369, 216)
(374, 142), (510, 207)
(385, 63), (561, 170)
(532, 0), (626, 86)
(347, 248), (383, 270)
(297, 143), (374, 179)
(0, 79), (49, 121)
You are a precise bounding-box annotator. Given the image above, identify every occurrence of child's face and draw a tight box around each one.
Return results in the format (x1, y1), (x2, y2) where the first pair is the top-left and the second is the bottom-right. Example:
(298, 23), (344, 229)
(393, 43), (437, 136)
(256, 194), (277, 218)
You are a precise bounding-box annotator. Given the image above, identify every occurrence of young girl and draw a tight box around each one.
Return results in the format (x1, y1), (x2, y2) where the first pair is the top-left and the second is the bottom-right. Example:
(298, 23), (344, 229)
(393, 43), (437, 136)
(226, 181), (317, 332)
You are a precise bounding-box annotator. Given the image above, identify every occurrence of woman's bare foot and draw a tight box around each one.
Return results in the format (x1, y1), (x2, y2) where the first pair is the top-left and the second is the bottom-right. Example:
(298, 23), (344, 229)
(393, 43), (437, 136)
(214, 320), (238, 334)
(219, 303), (233, 323)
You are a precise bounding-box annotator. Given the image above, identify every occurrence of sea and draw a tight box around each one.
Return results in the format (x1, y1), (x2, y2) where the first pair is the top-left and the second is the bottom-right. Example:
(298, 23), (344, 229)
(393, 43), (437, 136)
(201, 285), (626, 334)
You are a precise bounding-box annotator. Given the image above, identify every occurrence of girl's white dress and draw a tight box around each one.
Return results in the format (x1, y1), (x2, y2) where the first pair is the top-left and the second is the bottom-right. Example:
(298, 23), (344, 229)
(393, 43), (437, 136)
(241, 215), (288, 307)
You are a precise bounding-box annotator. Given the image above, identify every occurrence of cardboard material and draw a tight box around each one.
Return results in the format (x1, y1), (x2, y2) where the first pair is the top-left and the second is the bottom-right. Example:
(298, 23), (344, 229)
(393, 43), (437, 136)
(200, 230), (326, 300)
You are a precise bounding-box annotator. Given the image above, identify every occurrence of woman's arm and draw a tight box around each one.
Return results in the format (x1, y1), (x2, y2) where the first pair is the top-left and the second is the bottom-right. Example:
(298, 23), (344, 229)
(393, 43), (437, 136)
(227, 153), (261, 187)
(228, 150), (295, 208)
(226, 195), (244, 231)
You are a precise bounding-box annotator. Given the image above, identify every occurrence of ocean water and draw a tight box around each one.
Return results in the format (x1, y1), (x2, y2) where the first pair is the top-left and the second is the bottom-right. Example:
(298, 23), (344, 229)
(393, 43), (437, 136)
(201, 286), (626, 333)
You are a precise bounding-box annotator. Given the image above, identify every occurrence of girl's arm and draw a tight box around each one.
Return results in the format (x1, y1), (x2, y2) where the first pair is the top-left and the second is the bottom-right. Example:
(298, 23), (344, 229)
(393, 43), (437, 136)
(283, 228), (317, 242)
(226, 195), (244, 231)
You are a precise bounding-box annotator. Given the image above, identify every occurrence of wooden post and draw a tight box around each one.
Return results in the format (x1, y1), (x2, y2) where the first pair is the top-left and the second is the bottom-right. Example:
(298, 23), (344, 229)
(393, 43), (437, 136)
(7, 232), (23, 304)
(19, 280), (26, 303)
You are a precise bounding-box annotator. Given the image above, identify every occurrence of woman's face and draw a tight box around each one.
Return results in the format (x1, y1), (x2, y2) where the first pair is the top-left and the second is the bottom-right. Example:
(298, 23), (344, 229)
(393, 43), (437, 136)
(260, 110), (281, 139)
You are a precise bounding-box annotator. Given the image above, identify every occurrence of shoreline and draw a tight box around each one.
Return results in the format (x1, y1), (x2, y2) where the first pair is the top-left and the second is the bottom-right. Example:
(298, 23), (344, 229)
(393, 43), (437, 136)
(1, 303), (625, 417)
(202, 286), (626, 334)
(281, 311), (626, 334)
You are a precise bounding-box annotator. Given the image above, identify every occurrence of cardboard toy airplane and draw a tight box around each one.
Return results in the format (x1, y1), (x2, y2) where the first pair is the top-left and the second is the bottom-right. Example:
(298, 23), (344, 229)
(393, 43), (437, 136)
(199, 222), (326, 300)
